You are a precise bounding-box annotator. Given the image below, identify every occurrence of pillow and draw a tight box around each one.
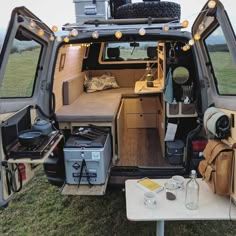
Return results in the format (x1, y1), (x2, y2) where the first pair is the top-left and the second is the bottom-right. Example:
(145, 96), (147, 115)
(84, 73), (119, 93)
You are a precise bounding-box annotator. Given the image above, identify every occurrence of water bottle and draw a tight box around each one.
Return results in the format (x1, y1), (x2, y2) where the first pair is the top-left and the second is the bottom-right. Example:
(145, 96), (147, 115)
(185, 170), (199, 210)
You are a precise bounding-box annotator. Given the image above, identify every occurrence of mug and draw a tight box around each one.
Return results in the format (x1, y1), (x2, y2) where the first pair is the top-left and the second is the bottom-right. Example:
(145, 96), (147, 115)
(144, 191), (157, 209)
(172, 175), (185, 190)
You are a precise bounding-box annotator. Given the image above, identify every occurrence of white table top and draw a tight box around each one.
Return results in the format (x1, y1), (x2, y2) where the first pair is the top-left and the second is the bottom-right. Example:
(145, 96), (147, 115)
(125, 179), (236, 221)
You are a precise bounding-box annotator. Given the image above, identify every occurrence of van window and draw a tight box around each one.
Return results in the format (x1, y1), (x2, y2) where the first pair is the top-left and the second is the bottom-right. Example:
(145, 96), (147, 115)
(205, 26), (236, 95)
(0, 28), (42, 98)
(100, 41), (158, 63)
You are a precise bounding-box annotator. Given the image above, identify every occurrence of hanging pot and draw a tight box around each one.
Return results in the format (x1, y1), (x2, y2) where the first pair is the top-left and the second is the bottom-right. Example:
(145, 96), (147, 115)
(32, 118), (53, 135)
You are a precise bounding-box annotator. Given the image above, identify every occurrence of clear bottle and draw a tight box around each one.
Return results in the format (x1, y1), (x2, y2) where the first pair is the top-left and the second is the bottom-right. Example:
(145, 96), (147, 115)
(185, 170), (199, 210)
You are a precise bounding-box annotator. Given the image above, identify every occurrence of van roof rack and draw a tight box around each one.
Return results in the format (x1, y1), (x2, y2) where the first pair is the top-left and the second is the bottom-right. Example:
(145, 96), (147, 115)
(62, 17), (183, 33)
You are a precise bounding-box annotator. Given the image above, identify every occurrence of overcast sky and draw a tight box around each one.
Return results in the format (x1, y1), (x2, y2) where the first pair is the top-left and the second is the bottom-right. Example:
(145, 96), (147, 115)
(0, 0), (235, 32)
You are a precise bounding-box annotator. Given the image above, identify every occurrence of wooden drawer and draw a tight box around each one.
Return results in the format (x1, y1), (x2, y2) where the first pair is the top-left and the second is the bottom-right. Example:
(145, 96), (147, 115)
(126, 114), (157, 128)
(125, 97), (157, 114)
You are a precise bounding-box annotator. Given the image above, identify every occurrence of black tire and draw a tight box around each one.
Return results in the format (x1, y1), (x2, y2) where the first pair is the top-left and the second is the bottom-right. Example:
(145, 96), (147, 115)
(116, 1), (181, 20)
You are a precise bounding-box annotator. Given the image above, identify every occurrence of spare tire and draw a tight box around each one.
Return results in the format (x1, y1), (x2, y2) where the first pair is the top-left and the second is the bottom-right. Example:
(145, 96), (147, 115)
(116, 1), (181, 20)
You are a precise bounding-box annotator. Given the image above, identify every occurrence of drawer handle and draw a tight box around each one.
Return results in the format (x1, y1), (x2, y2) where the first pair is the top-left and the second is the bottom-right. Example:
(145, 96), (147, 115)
(140, 98), (143, 102)
(140, 114), (143, 117)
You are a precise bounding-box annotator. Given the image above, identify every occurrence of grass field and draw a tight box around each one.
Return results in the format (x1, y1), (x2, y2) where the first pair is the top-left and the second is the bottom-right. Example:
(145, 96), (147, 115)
(1, 170), (236, 236)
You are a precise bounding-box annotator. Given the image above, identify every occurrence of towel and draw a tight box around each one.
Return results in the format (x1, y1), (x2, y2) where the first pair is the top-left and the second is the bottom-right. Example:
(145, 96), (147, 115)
(164, 68), (173, 103)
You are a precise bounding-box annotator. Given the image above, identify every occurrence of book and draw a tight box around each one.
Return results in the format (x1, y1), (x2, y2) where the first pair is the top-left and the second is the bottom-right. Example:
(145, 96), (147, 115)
(136, 177), (164, 193)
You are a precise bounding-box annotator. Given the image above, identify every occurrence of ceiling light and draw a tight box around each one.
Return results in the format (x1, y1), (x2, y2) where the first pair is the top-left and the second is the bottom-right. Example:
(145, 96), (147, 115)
(49, 34), (55, 41)
(29, 20), (36, 30)
(56, 36), (62, 42)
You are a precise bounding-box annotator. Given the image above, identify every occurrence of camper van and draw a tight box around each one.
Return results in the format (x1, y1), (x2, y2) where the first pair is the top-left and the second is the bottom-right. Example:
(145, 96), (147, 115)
(0, 0), (236, 207)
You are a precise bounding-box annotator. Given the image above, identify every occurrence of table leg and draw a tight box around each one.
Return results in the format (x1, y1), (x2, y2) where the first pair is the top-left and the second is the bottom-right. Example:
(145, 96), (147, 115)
(156, 220), (164, 236)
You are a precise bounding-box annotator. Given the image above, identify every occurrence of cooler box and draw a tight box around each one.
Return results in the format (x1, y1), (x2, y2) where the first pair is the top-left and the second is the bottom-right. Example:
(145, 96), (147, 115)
(166, 139), (185, 165)
(64, 130), (111, 185)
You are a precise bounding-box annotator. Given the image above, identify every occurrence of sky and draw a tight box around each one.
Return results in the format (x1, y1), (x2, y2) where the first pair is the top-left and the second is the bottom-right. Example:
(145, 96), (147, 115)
(0, 0), (235, 33)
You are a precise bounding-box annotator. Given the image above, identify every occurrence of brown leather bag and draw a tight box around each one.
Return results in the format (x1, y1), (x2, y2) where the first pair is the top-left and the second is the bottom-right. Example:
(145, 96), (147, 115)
(199, 140), (233, 196)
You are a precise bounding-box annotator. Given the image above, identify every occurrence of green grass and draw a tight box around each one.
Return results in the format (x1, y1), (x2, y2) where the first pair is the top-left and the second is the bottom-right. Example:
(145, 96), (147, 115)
(1, 170), (236, 236)
(209, 51), (236, 94)
(0, 48), (41, 98)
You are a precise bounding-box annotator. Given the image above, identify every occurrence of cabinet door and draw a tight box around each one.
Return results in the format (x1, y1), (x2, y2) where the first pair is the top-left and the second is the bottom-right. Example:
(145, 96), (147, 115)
(126, 114), (157, 128)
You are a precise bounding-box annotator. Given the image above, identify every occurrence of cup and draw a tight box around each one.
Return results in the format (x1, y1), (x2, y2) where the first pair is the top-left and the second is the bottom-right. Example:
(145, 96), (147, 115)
(144, 191), (157, 209)
(172, 175), (185, 190)
(164, 179), (178, 201)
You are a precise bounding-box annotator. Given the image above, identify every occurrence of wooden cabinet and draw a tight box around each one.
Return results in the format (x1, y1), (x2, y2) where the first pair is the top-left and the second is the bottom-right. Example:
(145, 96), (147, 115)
(124, 97), (158, 129)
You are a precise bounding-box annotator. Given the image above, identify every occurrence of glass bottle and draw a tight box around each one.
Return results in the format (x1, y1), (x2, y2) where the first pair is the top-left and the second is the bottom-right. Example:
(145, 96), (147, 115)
(185, 170), (199, 210)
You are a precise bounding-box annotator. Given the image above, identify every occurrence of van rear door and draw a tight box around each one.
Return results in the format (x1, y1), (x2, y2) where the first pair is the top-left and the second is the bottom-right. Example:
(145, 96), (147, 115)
(0, 7), (56, 207)
(192, 1), (236, 201)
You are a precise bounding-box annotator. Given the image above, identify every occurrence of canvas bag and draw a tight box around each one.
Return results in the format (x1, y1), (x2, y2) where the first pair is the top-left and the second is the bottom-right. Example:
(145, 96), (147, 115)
(199, 140), (233, 196)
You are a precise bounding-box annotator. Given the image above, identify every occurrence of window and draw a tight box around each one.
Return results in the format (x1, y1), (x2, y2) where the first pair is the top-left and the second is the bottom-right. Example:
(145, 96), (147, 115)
(100, 41), (158, 63)
(205, 26), (236, 95)
(0, 28), (42, 98)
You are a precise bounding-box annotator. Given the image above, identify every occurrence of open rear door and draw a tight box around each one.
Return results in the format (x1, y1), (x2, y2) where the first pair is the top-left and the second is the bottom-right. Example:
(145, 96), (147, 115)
(0, 7), (56, 207)
(192, 1), (236, 202)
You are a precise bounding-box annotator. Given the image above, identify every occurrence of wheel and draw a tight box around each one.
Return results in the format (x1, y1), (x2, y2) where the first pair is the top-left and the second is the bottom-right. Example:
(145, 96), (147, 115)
(116, 1), (181, 20)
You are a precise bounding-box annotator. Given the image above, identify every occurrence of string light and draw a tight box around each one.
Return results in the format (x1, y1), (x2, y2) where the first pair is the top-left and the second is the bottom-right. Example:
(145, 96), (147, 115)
(139, 28), (146, 36)
(70, 29), (78, 37)
(64, 37), (70, 43)
(162, 24), (169, 32)
(182, 20), (189, 28)
(194, 33), (201, 40)
(49, 34), (55, 41)
(92, 31), (99, 39)
(52, 26), (58, 33)
(189, 39), (195, 46)
(37, 29), (45, 36)
(208, 0), (216, 9)
(29, 20), (36, 30)
(115, 31), (122, 39)
(199, 23), (205, 31)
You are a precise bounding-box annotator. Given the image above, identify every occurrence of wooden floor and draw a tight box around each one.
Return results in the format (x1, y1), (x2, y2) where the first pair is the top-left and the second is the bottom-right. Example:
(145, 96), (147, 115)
(117, 128), (170, 167)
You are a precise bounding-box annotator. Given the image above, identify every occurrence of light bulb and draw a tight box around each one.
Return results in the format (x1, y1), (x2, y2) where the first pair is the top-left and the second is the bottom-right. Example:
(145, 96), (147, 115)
(52, 26), (58, 33)
(29, 20), (36, 30)
(71, 29), (78, 37)
(139, 28), (146, 36)
(194, 33), (201, 40)
(37, 29), (44, 36)
(49, 35), (55, 41)
(92, 31), (99, 39)
(64, 37), (70, 43)
(189, 39), (195, 46)
(163, 24), (169, 32)
(182, 46), (188, 52)
(182, 20), (189, 28)
(115, 31), (122, 39)
(185, 44), (190, 50)
(199, 23), (205, 31)
(56, 36), (62, 42)
(208, 0), (216, 9)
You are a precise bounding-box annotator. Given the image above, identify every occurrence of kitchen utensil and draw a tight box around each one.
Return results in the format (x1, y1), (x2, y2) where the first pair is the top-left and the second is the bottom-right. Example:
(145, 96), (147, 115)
(32, 118), (53, 135)
(18, 129), (43, 147)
